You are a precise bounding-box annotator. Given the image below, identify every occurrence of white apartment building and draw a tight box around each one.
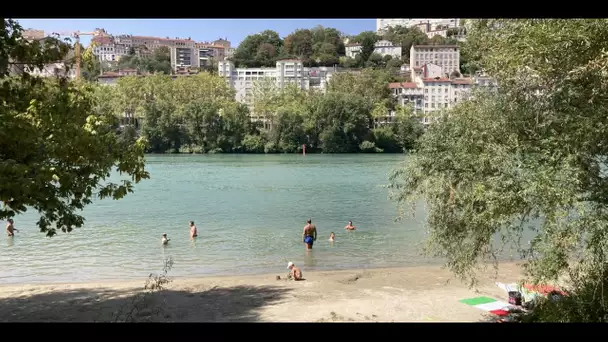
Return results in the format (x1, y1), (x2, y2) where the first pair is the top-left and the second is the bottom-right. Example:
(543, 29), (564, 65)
(376, 19), (459, 33)
(410, 45), (460, 78)
(218, 59), (334, 119)
(345, 40), (402, 59)
(389, 81), (424, 112)
(388, 73), (474, 125)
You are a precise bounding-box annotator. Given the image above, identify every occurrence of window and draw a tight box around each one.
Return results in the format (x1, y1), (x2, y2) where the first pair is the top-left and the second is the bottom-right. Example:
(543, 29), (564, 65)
(424, 89), (428, 93)
(445, 88), (448, 93)
(425, 103), (428, 108)
(431, 103), (435, 108)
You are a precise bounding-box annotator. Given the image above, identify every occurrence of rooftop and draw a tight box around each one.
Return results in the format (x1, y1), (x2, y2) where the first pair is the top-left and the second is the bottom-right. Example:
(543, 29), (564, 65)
(412, 45), (459, 49)
(388, 82), (418, 89)
(452, 78), (473, 85)
(422, 77), (451, 82)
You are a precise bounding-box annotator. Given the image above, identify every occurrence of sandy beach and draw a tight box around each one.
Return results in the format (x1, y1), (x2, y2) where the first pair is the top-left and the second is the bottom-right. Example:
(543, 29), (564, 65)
(0, 262), (524, 322)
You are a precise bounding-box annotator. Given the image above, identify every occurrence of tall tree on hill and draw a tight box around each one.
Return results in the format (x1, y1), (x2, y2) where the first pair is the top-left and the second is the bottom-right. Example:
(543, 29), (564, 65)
(311, 25), (345, 56)
(0, 19), (149, 237)
(389, 19), (608, 321)
(232, 30), (283, 67)
(382, 26), (430, 62)
(283, 29), (314, 60)
(354, 31), (379, 64)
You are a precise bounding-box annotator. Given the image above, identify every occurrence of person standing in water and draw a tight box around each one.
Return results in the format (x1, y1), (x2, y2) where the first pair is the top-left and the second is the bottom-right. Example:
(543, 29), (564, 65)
(6, 219), (18, 237)
(189, 221), (198, 238)
(345, 221), (356, 231)
(303, 219), (317, 249)
(161, 233), (170, 245)
(329, 232), (335, 242)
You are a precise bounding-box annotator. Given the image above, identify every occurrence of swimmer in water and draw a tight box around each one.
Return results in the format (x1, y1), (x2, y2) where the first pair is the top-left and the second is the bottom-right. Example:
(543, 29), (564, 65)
(161, 233), (170, 245)
(6, 219), (18, 237)
(345, 221), (356, 231)
(329, 232), (335, 242)
(189, 221), (198, 238)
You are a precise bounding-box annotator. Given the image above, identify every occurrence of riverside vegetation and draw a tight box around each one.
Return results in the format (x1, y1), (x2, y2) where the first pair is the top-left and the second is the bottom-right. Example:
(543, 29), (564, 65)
(4, 18), (608, 322)
(390, 19), (608, 322)
(97, 70), (424, 154)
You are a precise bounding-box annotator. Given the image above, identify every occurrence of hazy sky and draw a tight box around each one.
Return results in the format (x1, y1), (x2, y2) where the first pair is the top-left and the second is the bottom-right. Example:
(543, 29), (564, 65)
(15, 19), (376, 46)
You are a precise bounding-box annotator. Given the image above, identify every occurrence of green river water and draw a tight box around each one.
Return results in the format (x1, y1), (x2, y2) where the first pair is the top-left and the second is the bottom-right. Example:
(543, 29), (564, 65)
(1, 154), (436, 284)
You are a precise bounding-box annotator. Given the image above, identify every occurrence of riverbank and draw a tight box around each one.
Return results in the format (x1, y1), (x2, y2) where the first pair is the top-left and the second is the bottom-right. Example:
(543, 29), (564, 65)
(0, 263), (523, 322)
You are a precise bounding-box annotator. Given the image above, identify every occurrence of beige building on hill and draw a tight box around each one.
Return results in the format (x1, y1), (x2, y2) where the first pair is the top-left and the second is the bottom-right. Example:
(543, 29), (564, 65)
(410, 45), (460, 78)
(21, 29), (45, 41)
(90, 30), (231, 69)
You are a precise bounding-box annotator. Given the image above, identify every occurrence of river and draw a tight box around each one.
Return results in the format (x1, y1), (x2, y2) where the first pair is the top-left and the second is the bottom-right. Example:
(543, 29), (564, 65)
(1, 154), (435, 284)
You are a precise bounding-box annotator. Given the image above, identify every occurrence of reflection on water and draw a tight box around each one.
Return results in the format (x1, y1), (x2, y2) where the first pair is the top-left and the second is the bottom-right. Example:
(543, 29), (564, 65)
(303, 249), (318, 268)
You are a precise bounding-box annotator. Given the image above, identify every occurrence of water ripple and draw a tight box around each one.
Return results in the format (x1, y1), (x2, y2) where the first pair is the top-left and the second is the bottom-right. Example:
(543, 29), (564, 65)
(1, 154), (438, 284)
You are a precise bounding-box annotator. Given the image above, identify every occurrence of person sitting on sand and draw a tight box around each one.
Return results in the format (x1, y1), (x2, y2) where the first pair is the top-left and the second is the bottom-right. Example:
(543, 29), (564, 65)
(6, 219), (18, 237)
(345, 221), (356, 231)
(161, 233), (170, 245)
(287, 262), (303, 281)
(329, 232), (335, 242)
(189, 221), (198, 238)
(303, 219), (317, 250)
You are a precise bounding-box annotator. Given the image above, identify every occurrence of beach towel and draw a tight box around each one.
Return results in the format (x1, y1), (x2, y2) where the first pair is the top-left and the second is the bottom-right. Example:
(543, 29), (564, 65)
(459, 296), (515, 316)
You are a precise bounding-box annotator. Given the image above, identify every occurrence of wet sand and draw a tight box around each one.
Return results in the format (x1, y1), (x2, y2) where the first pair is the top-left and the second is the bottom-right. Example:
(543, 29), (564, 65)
(0, 263), (523, 322)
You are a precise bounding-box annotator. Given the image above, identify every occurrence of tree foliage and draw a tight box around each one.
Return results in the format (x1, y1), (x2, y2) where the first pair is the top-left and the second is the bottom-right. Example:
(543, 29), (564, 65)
(104, 64), (421, 155)
(0, 19), (149, 237)
(353, 31), (380, 64)
(230, 30), (283, 67)
(116, 46), (171, 74)
(327, 68), (393, 104)
(389, 20), (608, 319)
(232, 26), (346, 68)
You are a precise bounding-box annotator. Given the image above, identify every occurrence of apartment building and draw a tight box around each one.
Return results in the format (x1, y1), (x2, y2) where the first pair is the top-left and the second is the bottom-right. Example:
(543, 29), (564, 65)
(218, 59), (334, 120)
(212, 37), (231, 49)
(377, 19), (459, 33)
(171, 44), (226, 71)
(345, 40), (402, 59)
(388, 82), (424, 119)
(21, 29), (45, 41)
(410, 45), (460, 78)
(91, 30), (220, 63)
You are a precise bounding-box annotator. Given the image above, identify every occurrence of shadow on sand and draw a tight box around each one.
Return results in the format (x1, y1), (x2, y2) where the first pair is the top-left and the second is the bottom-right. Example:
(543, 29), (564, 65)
(0, 284), (292, 322)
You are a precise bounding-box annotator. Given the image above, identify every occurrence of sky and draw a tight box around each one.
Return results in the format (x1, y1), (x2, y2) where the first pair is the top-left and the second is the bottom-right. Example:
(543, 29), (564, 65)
(15, 19), (376, 47)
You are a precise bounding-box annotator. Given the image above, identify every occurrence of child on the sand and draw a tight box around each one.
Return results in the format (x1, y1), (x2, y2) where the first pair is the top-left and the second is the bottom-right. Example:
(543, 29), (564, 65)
(287, 261), (303, 281)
